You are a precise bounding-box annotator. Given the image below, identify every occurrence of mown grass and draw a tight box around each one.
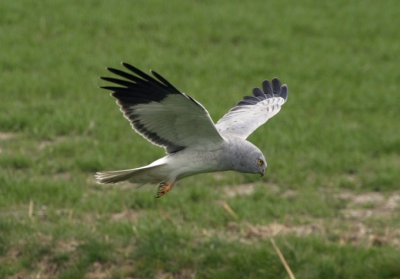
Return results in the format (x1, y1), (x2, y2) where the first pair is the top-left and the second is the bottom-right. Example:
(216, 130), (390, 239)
(1, 0), (400, 278)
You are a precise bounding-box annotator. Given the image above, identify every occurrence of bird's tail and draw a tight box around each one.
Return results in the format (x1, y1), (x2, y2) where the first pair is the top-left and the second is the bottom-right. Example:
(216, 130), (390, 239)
(95, 163), (166, 185)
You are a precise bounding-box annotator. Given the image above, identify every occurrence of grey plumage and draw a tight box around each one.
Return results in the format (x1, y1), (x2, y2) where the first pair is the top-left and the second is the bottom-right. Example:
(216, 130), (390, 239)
(95, 62), (288, 197)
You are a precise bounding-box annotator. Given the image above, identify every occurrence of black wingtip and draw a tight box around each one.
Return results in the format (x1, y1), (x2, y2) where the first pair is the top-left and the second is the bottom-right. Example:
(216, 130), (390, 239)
(121, 62), (131, 68)
(258, 77), (289, 101)
(252, 87), (266, 100)
(262, 80), (273, 95)
(280, 84), (289, 101)
(271, 78), (281, 95)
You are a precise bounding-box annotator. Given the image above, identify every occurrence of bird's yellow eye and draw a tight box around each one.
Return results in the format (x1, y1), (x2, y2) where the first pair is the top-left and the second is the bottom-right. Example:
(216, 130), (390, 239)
(257, 159), (263, 165)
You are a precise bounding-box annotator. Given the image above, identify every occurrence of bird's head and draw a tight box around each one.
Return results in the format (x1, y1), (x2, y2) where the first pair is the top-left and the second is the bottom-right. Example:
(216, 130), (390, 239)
(243, 149), (267, 176)
(231, 140), (267, 176)
(256, 155), (267, 177)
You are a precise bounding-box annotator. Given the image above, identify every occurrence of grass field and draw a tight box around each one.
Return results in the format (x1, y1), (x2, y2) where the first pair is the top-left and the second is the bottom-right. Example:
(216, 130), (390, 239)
(1, 0), (400, 278)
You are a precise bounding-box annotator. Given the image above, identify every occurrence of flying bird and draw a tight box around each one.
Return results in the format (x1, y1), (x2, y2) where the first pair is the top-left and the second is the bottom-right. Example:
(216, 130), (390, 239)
(95, 63), (288, 198)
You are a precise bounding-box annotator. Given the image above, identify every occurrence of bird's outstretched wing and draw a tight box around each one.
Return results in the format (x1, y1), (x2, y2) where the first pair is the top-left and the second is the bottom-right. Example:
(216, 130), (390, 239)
(101, 62), (224, 153)
(215, 78), (288, 139)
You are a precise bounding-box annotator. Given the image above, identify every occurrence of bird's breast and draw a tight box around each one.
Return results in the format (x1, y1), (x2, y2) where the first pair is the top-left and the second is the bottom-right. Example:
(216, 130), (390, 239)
(167, 148), (228, 180)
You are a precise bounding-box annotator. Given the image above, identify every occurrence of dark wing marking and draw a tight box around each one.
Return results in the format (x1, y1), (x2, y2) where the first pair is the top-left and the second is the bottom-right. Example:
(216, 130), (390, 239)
(101, 62), (224, 153)
(215, 78), (288, 139)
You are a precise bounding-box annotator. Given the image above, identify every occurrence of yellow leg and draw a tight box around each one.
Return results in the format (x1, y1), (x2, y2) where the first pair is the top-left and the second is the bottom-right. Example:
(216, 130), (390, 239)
(155, 181), (175, 198)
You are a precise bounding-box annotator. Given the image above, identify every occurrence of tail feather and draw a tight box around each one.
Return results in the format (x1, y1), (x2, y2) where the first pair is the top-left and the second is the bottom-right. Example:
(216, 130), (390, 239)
(95, 163), (165, 185)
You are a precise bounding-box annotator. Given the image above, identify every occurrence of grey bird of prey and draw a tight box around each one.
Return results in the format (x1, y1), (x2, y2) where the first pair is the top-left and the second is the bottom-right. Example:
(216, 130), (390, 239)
(95, 62), (288, 198)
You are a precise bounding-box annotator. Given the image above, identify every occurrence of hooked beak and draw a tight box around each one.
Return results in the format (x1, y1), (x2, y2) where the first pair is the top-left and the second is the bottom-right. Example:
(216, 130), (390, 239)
(260, 167), (267, 177)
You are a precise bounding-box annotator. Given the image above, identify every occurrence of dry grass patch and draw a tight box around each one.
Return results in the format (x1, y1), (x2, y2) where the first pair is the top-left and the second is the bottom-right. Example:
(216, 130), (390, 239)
(0, 132), (16, 140)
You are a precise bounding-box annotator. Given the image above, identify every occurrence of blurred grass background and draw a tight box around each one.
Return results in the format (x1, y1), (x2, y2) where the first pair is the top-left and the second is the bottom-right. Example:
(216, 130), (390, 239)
(0, 0), (399, 278)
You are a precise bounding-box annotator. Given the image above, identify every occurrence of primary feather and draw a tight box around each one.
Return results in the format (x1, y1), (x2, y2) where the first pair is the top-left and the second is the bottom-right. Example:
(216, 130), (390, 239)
(215, 78), (288, 139)
(102, 62), (224, 153)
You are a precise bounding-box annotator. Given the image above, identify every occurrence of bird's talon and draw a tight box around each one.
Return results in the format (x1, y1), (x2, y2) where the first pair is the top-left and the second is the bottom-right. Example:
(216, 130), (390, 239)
(155, 182), (173, 198)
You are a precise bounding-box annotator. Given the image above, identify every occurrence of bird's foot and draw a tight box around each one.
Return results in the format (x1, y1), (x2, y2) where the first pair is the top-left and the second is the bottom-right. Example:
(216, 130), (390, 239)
(155, 181), (175, 198)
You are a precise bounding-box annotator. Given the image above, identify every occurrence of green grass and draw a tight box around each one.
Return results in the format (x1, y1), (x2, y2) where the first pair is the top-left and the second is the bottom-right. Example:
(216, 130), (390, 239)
(1, 0), (400, 278)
